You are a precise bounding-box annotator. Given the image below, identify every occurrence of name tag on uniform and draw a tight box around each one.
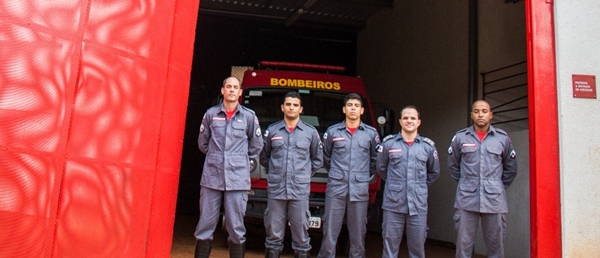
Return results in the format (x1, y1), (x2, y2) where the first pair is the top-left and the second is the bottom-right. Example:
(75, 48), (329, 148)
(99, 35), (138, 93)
(462, 143), (477, 147)
(212, 117), (226, 121)
(271, 136), (283, 141)
(332, 137), (345, 142)
(389, 149), (402, 153)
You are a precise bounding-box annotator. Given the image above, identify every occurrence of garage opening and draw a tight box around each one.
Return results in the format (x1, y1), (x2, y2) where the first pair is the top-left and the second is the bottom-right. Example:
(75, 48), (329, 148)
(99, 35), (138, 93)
(172, 1), (529, 257)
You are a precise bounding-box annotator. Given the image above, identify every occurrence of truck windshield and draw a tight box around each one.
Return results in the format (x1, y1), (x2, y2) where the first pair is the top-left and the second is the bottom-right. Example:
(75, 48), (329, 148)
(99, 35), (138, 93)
(243, 88), (372, 134)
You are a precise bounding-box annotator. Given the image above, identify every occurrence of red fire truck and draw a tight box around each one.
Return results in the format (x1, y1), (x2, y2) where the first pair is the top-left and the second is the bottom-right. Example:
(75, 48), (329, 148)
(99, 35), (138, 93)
(239, 61), (393, 250)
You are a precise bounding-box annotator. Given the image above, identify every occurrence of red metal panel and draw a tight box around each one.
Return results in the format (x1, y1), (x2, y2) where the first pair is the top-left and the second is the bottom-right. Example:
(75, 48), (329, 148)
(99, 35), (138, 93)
(0, 152), (63, 257)
(0, 1), (81, 257)
(54, 162), (154, 257)
(525, 0), (562, 257)
(1, 0), (199, 257)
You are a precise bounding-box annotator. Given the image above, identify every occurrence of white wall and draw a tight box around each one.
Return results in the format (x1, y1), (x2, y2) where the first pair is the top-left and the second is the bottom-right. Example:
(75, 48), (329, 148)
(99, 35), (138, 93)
(554, 1), (600, 257)
(358, 0), (529, 256)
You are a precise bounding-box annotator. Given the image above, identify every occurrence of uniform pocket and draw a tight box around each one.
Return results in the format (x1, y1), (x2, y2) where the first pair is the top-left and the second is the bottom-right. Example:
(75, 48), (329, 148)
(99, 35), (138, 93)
(459, 181), (478, 193)
(268, 172), (282, 183)
(486, 145), (503, 163)
(389, 152), (403, 166)
(329, 169), (344, 180)
(385, 181), (403, 202)
(483, 183), (503, 194)
(358, 139), (370, 153)
(461, 146), (478, 164)
(296, 140), (310, 155)
(271, 140), (284, 158)
(231, 120), (247, 137)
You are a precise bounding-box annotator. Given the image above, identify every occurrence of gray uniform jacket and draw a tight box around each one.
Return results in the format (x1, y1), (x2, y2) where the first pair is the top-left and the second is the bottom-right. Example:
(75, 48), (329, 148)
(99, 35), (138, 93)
(376, 134), (440, 215)
(447, 125), (517, 213)
(198, 103), (263, 191)
(259, 120), (323, 200)
(322, 121), (380, 202)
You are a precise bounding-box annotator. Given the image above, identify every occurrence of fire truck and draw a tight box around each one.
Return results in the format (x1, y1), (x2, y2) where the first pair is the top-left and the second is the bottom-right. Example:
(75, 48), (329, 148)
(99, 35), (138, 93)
(238, 61), (393, 251)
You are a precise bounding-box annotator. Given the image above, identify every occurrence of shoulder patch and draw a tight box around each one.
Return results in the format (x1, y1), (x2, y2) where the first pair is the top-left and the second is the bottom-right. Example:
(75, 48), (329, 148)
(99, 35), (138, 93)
(421, 137), (435, 146)
(382, 134), (396, 142)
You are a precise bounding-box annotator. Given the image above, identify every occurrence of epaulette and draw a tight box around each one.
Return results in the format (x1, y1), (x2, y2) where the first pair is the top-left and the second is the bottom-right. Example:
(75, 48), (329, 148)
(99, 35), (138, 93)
(240, 105), (256, 115)
(456, 128), (468, 134)
(494, 127), (508, 136)
(326, 122), (344, 132)
(265, 120), (281, 131)
(421, 137), (435, 146)
(299, 120), (318, 132)
(382, 134), (396, 142)
(362, 123), (378, 133)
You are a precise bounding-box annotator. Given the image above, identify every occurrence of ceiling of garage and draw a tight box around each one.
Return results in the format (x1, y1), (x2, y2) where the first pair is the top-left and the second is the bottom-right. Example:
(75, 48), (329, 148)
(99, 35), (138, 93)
(199, 0), (395, 31)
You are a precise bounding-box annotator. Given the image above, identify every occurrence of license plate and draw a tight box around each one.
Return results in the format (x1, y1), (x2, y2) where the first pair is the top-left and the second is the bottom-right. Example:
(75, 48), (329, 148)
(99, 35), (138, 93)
(309, 217), (321, 229)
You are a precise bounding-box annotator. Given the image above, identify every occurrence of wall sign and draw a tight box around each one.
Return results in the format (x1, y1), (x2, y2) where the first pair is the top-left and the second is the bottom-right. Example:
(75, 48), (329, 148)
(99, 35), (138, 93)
(572, 74), (596, 99)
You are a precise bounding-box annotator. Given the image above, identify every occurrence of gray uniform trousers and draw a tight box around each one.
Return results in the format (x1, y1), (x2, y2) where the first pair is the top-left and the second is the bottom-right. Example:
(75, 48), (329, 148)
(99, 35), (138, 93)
(382, 211), (428, 258)
(194, 187), (248, 244)
(265, 198), (311, 252)
(454, 209), (506, 258)
(317, 195), (368, 258)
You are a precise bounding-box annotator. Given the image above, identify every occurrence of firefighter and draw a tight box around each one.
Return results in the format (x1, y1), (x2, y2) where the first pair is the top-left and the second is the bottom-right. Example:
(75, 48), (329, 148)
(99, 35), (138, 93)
(376, 105), (440, 258)
(194, 77), (263, 258)
(317, 93), (380, 258)
(260, 91), (323, 258)
(447, 100), (517, 258)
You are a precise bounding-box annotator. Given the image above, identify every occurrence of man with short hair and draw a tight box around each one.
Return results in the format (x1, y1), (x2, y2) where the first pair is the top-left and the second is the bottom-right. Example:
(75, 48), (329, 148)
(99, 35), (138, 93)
(260, 91), (323, 258)
(317, 93), (380, 258)
(448, 100), (517, 258)
(194, 77), (264, 258)
(377, 105), (440, 258)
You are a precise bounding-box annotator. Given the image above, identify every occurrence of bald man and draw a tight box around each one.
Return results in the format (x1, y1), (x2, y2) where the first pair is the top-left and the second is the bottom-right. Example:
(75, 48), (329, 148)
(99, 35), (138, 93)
(447, 100), (517, 258)
(194, 77), (263, 258)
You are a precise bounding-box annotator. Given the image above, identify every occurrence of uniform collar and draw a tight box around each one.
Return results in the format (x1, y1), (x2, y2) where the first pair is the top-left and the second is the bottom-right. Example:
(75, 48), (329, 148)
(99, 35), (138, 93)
(337, 121), (364, 131)
(466, 125), (497, 135)
(275, 119), (305, 131)
(396, 133), (422, 143)
(219, 102), (240, 114)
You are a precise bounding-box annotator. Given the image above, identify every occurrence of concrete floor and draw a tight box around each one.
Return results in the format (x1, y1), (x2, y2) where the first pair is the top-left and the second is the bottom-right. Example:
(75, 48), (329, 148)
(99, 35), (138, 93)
(170, 215), (486, 258)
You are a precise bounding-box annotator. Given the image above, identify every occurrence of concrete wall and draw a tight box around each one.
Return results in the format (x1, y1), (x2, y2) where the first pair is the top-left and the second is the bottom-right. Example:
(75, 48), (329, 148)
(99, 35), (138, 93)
(358, 0), (470, 246)
(554, 1), (600, 257)
(358, 0), (529, 256)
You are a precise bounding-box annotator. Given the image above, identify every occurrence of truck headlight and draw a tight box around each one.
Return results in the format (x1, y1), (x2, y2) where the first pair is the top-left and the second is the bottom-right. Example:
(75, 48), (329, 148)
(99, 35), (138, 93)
(249, 158), (257, 172)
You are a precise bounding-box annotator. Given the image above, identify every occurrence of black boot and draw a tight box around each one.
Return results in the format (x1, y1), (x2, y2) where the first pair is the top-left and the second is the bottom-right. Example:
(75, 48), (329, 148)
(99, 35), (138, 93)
(194, 240), (211, 258)
(229, 242), (245, 258)
(294, 250), (310, 258)
(264, 248), (281, 258)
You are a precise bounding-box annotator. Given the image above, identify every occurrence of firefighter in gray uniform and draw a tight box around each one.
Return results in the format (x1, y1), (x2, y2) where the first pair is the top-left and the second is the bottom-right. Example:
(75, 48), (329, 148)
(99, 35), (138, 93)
(317, 93), (380, 258)
(376, 105), (440, 258)
(447, 100), (517, 258)
(194, 77), (264, 258)
(260, 91), (323, 258)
